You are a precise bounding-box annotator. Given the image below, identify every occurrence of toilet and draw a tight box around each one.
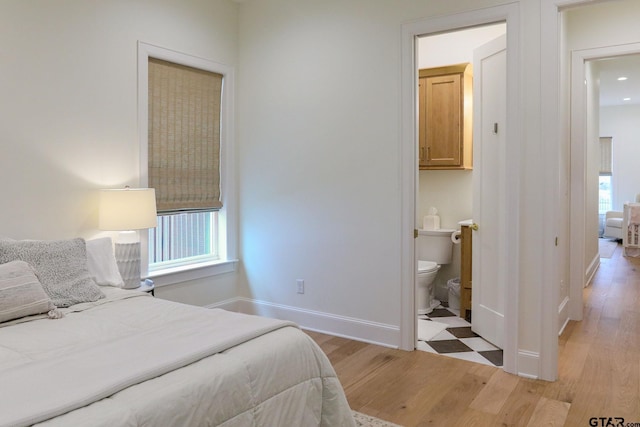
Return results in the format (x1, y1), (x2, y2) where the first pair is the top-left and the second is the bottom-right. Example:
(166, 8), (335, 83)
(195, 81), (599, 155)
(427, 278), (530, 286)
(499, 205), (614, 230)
(416, 228), (455, 314)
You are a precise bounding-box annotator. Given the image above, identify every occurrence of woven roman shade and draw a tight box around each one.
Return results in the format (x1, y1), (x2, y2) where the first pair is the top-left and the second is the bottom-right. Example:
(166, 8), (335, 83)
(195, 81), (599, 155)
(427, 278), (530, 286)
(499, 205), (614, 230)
(148, 58), (223, 213)
(599, 136), (612, 176)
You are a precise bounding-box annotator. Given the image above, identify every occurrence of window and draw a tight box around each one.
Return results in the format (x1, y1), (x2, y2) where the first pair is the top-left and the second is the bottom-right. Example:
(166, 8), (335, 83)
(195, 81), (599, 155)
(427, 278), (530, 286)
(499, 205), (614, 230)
(149, 211), (218, 271)
(599, 137), (613, 215)
(138, 42), (236, 279)
(599, 175), (612, 214)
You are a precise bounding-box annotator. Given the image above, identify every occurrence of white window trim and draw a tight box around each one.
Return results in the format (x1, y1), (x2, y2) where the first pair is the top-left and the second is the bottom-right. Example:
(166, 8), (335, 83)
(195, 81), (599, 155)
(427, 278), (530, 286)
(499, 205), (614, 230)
(137, 41), (237, 284)
(148, 259), (238, 288)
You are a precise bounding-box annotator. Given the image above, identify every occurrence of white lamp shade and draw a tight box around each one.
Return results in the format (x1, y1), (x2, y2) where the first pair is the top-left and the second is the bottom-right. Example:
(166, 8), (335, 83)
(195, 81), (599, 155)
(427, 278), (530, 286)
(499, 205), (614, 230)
(99, 188), (158, 231)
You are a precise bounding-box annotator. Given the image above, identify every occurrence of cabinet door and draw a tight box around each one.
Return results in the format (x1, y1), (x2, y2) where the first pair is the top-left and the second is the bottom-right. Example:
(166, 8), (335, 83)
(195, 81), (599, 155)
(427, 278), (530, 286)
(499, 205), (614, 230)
(425, 73), (462, 167)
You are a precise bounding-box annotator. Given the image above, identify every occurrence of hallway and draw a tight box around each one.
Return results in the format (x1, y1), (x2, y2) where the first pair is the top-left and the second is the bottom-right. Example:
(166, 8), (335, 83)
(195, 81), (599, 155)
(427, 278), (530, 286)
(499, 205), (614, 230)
(558, 241), (640, 421)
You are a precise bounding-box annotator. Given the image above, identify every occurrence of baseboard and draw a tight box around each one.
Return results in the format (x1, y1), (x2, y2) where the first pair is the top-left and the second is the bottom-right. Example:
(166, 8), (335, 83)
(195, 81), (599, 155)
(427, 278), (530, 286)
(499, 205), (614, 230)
(558, 296), (570, 336)
(517, 350), (540, 379)
(205, 298), (240, 312)
(585, 252), (600, 287)
(213, 298), (546, 375)
(208, 297), (400, 348)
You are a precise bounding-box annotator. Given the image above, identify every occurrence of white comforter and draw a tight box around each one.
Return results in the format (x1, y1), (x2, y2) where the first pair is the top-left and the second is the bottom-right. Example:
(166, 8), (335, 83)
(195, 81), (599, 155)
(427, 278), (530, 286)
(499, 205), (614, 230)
(0, 289), (356, 427)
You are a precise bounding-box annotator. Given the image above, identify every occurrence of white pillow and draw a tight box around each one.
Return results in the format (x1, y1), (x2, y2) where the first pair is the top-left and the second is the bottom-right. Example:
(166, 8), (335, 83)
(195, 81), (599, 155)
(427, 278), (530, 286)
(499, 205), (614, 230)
(86, 237), (124, 287)
(0, 260), (57, 323)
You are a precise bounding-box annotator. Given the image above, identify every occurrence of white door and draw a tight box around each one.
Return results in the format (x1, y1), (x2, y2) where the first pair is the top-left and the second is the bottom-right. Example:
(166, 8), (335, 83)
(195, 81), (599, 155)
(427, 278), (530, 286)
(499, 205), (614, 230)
(471, 35), (507, 348)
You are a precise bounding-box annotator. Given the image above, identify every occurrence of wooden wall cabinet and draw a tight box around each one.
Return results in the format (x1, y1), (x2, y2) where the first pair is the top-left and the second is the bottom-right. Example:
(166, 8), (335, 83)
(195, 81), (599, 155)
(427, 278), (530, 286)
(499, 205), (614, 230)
(418, 63), (473, 170)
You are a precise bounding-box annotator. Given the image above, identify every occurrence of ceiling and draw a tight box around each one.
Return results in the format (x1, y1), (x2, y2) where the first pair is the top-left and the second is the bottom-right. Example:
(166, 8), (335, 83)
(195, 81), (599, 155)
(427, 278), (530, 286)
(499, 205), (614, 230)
(595, 54), (640, 106)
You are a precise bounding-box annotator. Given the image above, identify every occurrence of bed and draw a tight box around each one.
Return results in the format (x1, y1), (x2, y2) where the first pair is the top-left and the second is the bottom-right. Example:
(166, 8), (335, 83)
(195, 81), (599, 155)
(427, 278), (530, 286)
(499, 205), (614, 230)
(0, 237), (356, 427)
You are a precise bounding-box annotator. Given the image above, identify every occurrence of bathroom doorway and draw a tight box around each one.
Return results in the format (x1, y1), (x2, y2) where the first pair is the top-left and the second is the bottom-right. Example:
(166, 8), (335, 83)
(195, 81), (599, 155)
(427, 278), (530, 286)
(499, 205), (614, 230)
(414, 23), (507, 366)
(400, 3), (520, 374)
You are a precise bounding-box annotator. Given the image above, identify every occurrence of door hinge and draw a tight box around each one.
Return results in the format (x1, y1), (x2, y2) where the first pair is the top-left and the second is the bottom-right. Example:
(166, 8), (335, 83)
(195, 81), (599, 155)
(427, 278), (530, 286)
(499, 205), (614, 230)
(414, 229), (418, 239)
(555, 237), (558, 246)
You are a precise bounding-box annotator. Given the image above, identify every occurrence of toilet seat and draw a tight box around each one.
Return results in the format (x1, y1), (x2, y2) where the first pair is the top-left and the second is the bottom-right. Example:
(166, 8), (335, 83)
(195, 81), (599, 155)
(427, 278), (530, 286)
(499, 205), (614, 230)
(418, 260), (439, 273)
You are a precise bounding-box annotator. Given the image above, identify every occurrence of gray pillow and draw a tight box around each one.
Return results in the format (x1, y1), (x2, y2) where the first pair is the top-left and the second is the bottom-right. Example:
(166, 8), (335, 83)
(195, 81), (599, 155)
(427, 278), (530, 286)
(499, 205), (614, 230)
(0, 238), (104, 308)
(0, 260), (57, 323)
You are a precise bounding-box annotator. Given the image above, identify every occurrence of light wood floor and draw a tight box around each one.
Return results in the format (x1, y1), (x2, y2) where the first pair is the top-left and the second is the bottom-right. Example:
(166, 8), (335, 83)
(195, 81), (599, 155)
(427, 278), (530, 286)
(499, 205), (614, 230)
(307, 242), (640, 426)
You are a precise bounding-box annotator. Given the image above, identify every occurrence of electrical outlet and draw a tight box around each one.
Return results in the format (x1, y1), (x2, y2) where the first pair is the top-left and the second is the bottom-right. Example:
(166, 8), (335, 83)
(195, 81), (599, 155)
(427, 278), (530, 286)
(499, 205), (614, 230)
(296, 279), (304, 294)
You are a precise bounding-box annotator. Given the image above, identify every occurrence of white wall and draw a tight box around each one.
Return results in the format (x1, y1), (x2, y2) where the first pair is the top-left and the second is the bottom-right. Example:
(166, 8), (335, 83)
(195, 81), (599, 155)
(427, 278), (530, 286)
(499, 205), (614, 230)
(236, 0), (405, 327)
(236, 0), (555, 370)
(418, 171), (471, 299)
(418, 24), (507, 69)
(601, 105), (640, 208)
(0, 0), (240, 306)
(6, 0), (627, 377)
(565, 0), (640, 49)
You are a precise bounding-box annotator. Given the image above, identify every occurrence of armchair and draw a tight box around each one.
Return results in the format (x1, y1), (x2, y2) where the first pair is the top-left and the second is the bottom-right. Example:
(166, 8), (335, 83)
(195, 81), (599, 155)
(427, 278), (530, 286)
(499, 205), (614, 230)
(604, 193), (640, 241)
(604, 211), (623, 240)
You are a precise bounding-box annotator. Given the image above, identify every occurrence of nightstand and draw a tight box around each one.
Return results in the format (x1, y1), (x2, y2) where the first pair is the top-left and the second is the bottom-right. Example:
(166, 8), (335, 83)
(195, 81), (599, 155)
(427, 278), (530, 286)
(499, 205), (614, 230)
(135, 279), (155, 296)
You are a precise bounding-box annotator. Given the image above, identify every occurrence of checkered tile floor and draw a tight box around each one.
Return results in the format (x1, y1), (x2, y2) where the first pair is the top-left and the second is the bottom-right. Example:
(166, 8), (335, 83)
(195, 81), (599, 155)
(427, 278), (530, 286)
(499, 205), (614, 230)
(417, 303), (503, 367)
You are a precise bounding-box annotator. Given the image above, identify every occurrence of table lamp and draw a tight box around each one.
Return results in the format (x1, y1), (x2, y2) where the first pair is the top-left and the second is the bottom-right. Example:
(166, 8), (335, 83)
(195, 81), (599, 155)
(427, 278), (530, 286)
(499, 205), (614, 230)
(99, 187), (157, 289)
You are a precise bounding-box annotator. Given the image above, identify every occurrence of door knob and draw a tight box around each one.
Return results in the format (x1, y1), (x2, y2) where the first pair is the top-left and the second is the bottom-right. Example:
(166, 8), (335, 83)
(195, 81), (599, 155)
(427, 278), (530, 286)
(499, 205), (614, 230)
(470, 223), (479, 231)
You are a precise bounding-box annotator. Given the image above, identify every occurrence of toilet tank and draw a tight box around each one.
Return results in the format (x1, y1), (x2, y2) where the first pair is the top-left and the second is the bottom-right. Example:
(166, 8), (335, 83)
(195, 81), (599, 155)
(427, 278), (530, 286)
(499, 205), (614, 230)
(417, 228), (455, 264)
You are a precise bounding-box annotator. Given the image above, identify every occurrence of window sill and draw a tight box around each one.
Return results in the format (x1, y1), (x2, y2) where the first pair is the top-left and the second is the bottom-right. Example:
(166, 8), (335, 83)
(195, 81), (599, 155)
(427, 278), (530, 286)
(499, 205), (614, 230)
(147, 259), (239, 287)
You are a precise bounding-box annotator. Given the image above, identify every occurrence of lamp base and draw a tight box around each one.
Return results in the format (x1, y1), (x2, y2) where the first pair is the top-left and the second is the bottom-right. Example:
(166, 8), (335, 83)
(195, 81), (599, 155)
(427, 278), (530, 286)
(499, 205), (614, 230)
(114, 242), (141, 289)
